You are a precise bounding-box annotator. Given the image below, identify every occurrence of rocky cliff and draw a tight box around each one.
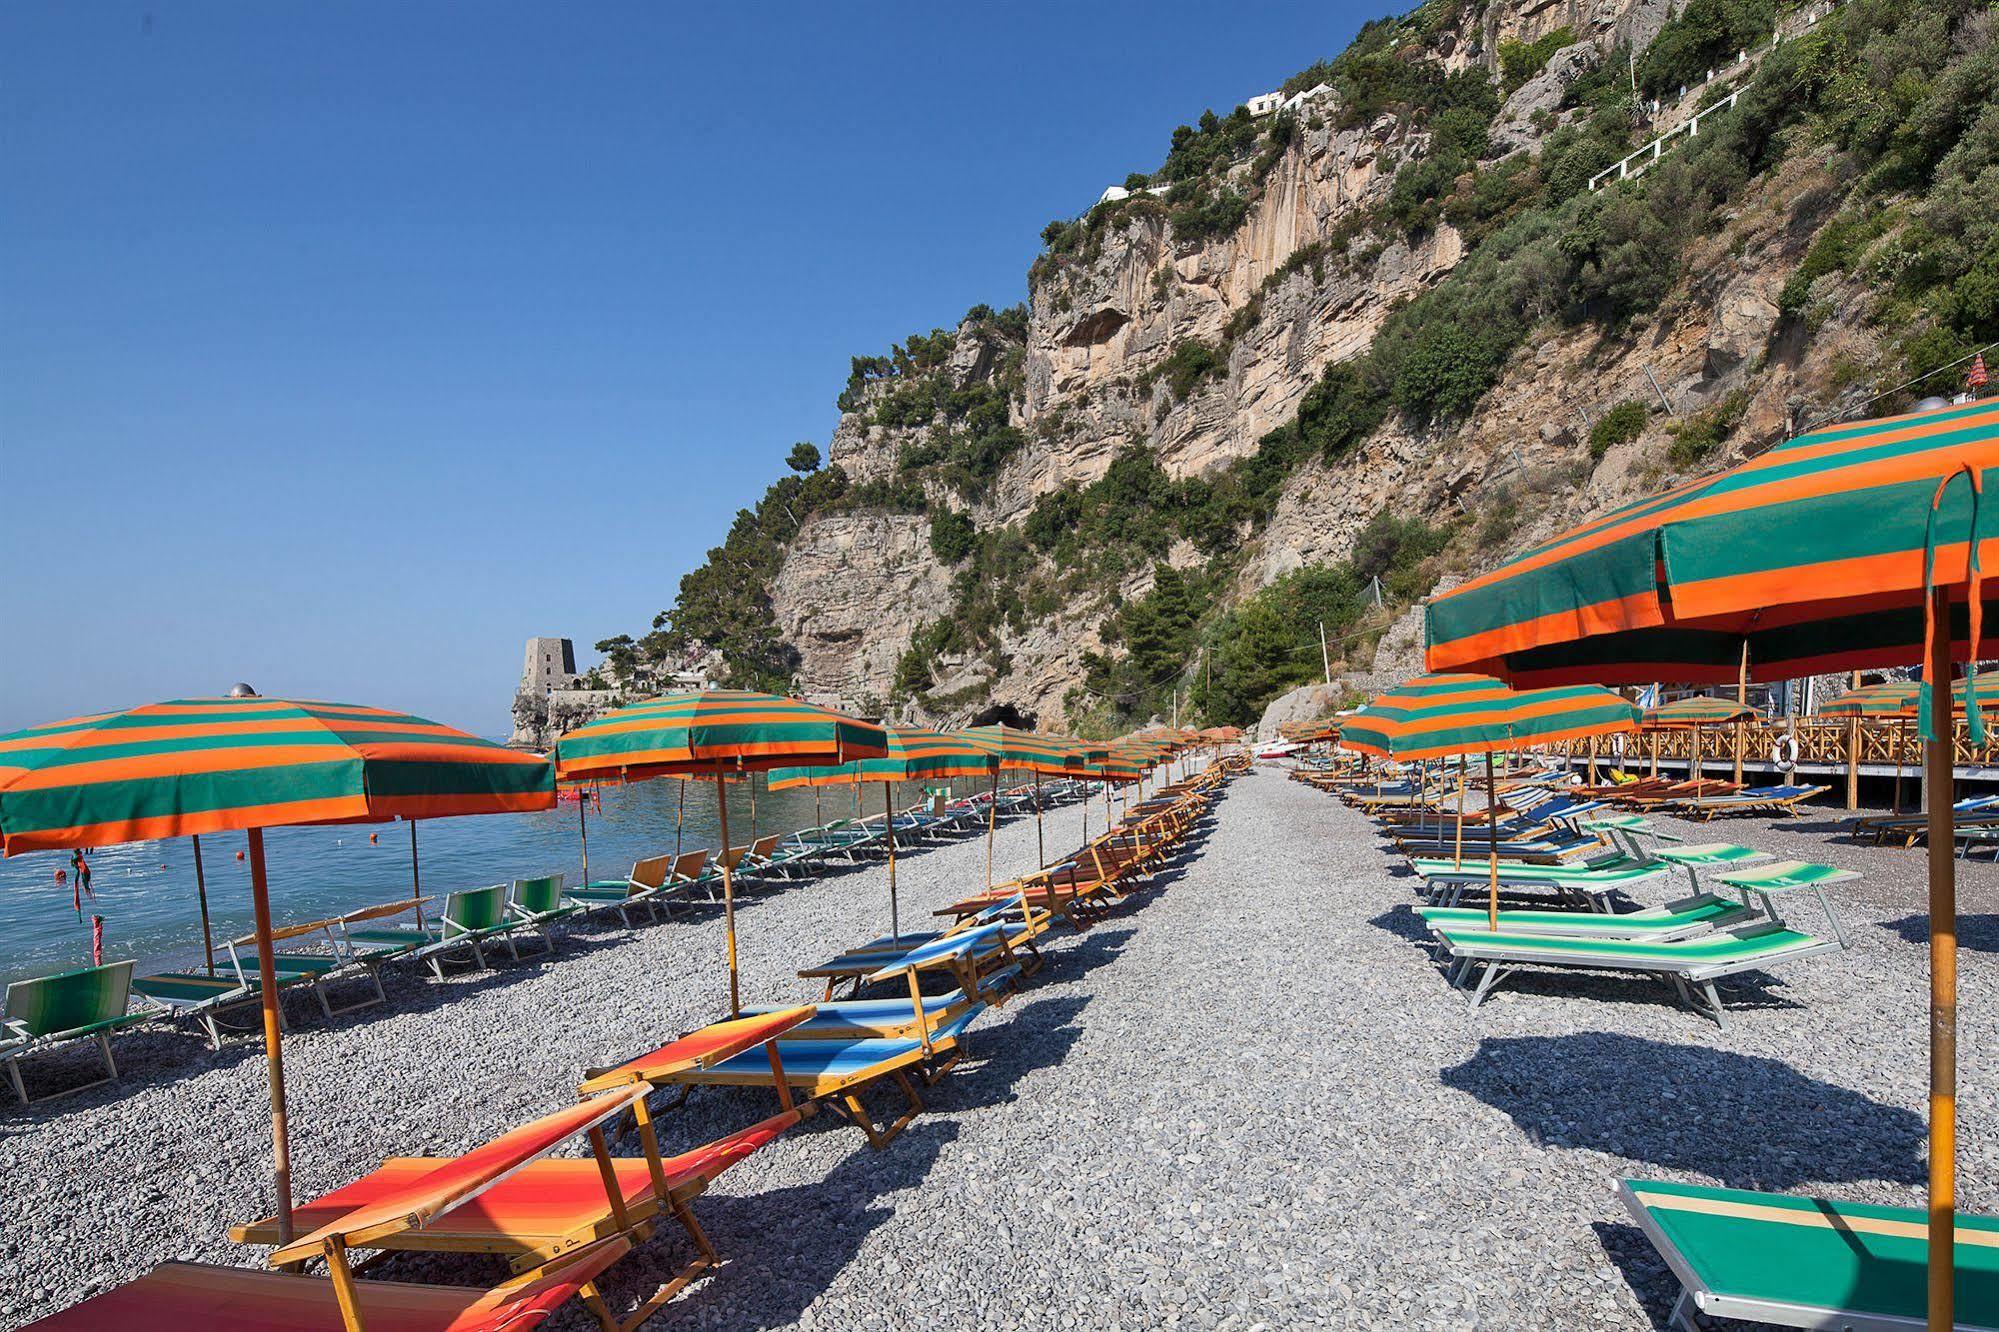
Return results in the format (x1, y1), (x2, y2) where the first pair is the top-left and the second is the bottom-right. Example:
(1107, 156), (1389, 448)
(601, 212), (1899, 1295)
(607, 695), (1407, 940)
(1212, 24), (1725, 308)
(643, 0), (1996, 733)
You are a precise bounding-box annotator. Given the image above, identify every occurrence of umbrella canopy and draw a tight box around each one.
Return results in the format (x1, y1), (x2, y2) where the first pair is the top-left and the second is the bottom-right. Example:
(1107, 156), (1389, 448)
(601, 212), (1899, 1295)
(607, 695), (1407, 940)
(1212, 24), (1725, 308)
(1426, 398), (1999, 687)
(1424, 398), (1999, 1332)
(1345, 674), (1639, 929)
(1639, 696), (1756, 728)
(0, 697), (554, 853)
(553, 691), (887, 1016)
(1819, 677), (1999, 717)
(0, 695), (556, 1248)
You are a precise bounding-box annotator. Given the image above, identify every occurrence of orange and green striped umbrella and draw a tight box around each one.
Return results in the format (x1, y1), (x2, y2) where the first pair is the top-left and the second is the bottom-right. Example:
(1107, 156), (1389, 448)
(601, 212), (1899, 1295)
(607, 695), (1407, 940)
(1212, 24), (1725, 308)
(0, 693), (557, 1252)
(1819, 677), (1999, 717)
(764, 726), (995, 789)
(1340, 674), (1639, 762)
(550, 689), (887, 782)
(1426, 398), (1999, 687)
(554, 691), (887, 1017)
(1640, 696), (1756, 729)
(0, 696), (554, 855)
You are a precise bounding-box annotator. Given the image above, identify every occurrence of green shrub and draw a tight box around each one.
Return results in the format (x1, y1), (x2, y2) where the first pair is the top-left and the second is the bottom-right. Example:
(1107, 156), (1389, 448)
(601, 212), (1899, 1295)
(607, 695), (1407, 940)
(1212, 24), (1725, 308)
(1589, 400), (1648, 458)
(1667, 389), (1751, 468)
(1499, 26), (1575, 93)
(929, 508), (976, 563)
(1637, 0), (1775, 97)
(1162, 339), (1227, 399)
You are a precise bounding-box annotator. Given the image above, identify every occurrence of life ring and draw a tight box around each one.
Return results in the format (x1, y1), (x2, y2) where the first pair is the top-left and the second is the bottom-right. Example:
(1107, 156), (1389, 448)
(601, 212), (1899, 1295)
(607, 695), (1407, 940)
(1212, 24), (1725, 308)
(1770, 734), (1798, 767)
(1609, 733), (1627, 758)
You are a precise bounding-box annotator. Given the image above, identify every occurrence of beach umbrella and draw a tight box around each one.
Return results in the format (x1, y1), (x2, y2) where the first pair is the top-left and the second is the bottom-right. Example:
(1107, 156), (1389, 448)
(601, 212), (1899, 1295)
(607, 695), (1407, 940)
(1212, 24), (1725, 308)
(1426, 396), (1999, 1330)
(0, 695), (555, 1244)
(1343, 674), (1640, 928)
(957, 727), (1085, 887)
(1640, 695), (1755, 791)
(1819, 678), (1999, 813)
(552, 690), (886, 1017)
(766, 726), (996, 940)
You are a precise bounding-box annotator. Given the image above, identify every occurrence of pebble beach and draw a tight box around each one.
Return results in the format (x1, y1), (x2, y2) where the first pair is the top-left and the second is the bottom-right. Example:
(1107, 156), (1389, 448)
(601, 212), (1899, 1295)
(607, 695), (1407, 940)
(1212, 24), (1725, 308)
(5, 764), (1996, 1330)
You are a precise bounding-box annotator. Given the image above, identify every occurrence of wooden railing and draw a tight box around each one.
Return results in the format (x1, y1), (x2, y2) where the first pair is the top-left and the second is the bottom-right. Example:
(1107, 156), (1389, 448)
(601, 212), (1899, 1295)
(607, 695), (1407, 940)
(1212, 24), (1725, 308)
(1560, 719), (1999, 772)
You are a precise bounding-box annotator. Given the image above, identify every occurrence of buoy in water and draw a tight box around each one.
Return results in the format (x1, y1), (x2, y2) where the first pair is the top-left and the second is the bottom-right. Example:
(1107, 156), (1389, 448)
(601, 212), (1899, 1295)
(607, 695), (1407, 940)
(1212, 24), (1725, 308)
(369, 832), (379, 844)
(236, 850), (245, 861)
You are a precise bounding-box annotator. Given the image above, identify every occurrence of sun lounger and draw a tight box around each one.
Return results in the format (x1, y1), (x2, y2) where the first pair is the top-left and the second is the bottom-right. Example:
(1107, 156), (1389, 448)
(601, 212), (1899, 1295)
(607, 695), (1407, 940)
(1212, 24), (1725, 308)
(799, 920), (1034, 1001)
(20, 1237), (635, 1332)
(1406, 853), (1670, 908)
(743, 832), (824, 880)
(3, 961), (148, 1105)
(508, 874), (579, 953)
(1658, 784), (1829, 819)
(229, 1083), (800, 1318)
(345, 884), (531, 980)
(1851, 795), (1999, 846)
(1418, 892), (1757, 942)
(1712, 859), (1861, 946)
(1620, 1176), (1999, 1331)
(565, 851), (704, 922)
(1435, 920), (1843, 1028)
(744, 964), (1021, 1040)
(221, 910), (400, 1019)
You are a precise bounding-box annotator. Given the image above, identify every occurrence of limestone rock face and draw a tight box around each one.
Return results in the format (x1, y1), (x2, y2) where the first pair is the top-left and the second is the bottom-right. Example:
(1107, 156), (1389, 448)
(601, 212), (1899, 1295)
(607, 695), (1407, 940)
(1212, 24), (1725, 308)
(1257, 682), (1351, 738)
(1490, 41), (1602, 155)
(770, 512), (954, 710)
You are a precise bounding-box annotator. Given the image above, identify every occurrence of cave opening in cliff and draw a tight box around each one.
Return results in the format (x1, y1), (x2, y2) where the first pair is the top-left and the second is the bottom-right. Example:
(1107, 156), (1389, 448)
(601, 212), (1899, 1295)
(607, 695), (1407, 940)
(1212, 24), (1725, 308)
(968, 702), (1036, 730)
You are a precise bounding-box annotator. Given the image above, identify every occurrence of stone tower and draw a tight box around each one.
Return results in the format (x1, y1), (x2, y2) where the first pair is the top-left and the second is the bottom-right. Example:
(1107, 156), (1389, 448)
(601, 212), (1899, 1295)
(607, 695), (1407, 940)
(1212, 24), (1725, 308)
(521, 637), (578, 694)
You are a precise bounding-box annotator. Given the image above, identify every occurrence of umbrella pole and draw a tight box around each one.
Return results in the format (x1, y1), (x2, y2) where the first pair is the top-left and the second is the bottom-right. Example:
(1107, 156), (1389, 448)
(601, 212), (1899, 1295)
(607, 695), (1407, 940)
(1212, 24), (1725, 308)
(1923, 591), (1958, 1332)
(1485, 753), (1501, 932)
(716, 762), (741, 1017)
(1453, 776), (1466, 870)
(884, 782), (899, 941)
(246, 828), (294, 1243)
(1896, 719), (1908, 816)
(1735, 642), (1750, 787)
(578, 795), (589, 883)
(409, 820), (421, 901)
(814, 785), (822, 831)
(192, 835), (215, 975)
(750, 774), (758, 843)
(674, 779), (686, 862)
(1649, 730), (1659, 780)
(1035, 775), (1045, 869)
(986, 770), (998, 890)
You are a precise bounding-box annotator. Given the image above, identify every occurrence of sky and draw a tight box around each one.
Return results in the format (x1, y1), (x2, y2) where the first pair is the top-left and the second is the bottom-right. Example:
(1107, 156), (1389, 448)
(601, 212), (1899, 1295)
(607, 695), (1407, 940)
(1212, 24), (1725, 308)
(0, 1), (1384, 736)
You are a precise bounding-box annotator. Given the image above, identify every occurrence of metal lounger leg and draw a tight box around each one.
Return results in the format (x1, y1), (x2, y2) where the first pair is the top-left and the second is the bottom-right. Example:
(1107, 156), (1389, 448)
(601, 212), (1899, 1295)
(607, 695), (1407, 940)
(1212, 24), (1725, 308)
(1466, 962), (1508, 1010)
(5, 1055), (25, 1104)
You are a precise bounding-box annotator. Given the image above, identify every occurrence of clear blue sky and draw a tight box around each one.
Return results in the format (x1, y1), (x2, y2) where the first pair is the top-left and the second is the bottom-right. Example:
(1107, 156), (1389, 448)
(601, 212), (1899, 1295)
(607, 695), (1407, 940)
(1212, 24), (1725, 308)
(0, 1), (1383, 736)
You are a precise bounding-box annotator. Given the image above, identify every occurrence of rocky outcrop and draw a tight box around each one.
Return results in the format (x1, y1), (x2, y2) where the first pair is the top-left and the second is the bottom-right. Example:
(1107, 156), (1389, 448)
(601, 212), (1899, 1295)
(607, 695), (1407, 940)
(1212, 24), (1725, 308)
(771, 512), (956, 711)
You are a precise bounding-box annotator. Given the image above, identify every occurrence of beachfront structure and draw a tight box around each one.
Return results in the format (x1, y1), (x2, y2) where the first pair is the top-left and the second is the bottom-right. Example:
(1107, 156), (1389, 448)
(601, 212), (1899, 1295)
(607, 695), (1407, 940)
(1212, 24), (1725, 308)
(522, 636), (581, 695)
(1094, 83), (1330, 211)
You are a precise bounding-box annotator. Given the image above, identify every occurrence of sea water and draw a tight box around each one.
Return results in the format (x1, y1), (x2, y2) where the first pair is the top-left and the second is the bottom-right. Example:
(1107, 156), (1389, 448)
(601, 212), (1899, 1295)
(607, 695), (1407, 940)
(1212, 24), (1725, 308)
(0, 775), (985, 983)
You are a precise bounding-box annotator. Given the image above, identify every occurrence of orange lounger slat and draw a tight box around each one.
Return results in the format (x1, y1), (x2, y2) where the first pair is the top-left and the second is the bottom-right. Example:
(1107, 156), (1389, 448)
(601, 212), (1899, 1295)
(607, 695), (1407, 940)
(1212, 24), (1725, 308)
(20, 1237), (629, 1332)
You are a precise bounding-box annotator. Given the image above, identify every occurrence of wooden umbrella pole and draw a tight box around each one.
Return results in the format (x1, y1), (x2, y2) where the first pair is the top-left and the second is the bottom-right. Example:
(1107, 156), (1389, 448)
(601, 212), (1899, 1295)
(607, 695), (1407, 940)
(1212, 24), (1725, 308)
(1923, 587), (1958, 1332)
(1453, 773), (1466, 870)
(1847, 669), (1864, 810)
(750, 774), (758, 843)
(985, 770), (998, 890)
(1485, 752), (1502, 932)
(1895, 718), (1908, 815)
(1035, 774), (1046, 869)
(716, 761), (740, 1017)
(883, 782), (899, 941)
(1650, 729), (1659, 779)
(246, 828), (293, 1243)
(1735, 640), (1750, 787)
(674, 779), (686, 862)
(192, 835), (215, 976)
(408, 819), (421, 901)
(578, 795), (589, 883)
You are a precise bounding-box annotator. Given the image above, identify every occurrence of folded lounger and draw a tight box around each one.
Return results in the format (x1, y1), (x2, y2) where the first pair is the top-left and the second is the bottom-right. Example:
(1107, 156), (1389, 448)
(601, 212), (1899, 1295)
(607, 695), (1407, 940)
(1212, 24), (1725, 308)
(1660, 784), (1829, 820)
(1434, 921), (1843, 1028)
(230, 1083), (800, 1318)
(744, 964), (1021, 1041)
(1619, 1176), (1999, 1331)
(807, 894), (1050, 971)
(798, 920), (1035, 1001)
(2, 960), (149, 1105)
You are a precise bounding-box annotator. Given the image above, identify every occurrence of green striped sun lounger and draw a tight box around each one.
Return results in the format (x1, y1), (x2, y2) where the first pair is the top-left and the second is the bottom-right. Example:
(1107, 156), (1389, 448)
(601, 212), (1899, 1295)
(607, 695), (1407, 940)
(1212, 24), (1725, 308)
(3, 960), (149, 1104)
(1621, 1176), (1999, 1330)
(130, 971), (270, 1050)
(1714, 859), (1861, 946)
(508, 874), (578, 954)
(346, 884), (528, 980)
(1417, 892), (1754, 942)
(1436, 921), (1844, 1028)
(1408, 854), (1670, 908)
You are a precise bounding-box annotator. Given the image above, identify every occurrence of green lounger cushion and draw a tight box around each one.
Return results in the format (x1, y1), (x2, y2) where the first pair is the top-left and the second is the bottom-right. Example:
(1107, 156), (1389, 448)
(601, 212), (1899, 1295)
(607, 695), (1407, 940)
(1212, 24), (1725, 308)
(1717, 859), (1862, 892)
(5, 961), (140, 1039)
(1623, 1177), (1999, 1328)
(1438, 922), (1818, 964)
(133, 973), (258, 1005)
(1652, 843), (1765, 867)
(1418, 894), (1747, 937)
(1409, 855), (1663, 885)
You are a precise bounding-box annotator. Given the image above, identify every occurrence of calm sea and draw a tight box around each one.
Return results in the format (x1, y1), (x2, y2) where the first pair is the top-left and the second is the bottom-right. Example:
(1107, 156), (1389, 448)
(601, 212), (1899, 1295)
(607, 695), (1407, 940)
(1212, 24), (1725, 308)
(0, 773), (1019, 983)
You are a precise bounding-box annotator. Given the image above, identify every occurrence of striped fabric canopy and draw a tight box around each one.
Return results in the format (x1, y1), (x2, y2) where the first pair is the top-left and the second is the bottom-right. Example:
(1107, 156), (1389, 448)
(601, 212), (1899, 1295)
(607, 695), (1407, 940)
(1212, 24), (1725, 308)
(0, 697), (556, 856)
(1426, 399), (1999, 686)
(1640, 696), (1756, 728)
(958, 725), (1092, 777)
(1341, 673), (1640, 761)
(764, 727), (998, 789)
(552, 690), (888, 782)
(1819, 677), (1999, 717)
